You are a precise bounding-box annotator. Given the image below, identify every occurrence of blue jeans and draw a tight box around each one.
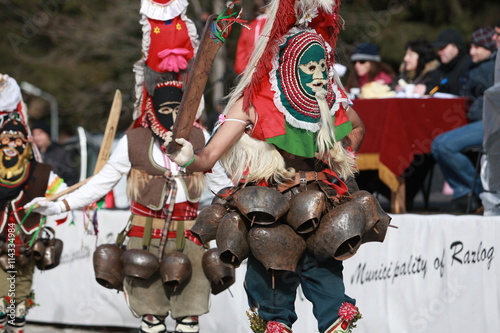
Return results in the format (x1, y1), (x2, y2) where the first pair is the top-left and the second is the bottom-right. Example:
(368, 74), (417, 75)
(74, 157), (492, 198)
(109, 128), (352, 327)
(431, 121), (484, 199)
(244, 253), (355, 333)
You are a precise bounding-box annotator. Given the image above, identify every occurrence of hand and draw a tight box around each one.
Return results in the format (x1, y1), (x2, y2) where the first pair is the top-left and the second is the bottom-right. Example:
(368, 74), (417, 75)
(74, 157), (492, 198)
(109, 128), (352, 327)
(24, 197), (64, 216)
(167, 138), (194, 167)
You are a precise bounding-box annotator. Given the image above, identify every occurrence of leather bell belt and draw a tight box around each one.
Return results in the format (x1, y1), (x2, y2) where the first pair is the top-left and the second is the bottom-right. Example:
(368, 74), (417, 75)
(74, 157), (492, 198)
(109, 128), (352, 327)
(277, 171), (328, 192)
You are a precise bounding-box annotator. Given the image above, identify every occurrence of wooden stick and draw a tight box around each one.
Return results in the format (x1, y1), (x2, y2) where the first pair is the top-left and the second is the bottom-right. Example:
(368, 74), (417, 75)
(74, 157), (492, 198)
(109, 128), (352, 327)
(29, 90), (122, 209)
(93, 89), (122, 175)
(166, 14), (232, 154)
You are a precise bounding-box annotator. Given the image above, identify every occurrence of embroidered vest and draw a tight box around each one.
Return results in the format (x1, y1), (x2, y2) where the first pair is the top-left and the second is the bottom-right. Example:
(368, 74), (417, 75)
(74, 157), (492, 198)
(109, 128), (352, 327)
(127, 127), (203, 211)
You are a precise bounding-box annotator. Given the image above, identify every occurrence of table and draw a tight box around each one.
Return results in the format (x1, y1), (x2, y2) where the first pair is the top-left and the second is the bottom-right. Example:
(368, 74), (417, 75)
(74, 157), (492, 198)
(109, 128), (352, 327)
(353, 97), (468, 213)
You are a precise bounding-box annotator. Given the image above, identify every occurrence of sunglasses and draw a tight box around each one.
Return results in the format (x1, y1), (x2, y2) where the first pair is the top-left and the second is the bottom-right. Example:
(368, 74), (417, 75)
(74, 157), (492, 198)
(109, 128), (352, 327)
(352, 60), (367, 65)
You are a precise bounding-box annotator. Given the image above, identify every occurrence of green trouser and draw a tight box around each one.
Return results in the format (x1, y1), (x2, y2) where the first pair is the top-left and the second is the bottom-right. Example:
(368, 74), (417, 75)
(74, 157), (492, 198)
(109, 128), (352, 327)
(0, 258), (35, 303)
(123, 237), (210, 319)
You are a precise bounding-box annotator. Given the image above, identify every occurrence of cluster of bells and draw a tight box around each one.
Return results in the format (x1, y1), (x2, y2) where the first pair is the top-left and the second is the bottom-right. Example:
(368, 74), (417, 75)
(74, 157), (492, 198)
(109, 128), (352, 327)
(0, 227), (63, 272)
(92, 184), (392, 294)
(93, 234), (235, 296)
(194, 185), (392, 277)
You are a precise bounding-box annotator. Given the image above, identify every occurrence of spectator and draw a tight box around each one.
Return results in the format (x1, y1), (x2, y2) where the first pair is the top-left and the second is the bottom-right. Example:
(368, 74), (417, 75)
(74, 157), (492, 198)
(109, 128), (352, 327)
(432, 26), (497, 213)
(345, 42), (396, 90)
(233, 0), (271, 75)
(425, 29), (471, 95)
(393, 39), (440, 95)
(31, 120), (79, 186)
(480, 19), (500, 215)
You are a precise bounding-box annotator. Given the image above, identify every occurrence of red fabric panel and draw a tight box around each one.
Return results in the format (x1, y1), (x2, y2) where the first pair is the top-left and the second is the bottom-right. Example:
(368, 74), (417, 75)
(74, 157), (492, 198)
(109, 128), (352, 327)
(354, 97), (468, 177)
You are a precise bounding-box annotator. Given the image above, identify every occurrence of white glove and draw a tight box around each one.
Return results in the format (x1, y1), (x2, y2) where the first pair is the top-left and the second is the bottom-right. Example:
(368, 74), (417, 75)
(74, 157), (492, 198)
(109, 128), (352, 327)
(167, 138), (194, 167)
(24, 197), (65, 216)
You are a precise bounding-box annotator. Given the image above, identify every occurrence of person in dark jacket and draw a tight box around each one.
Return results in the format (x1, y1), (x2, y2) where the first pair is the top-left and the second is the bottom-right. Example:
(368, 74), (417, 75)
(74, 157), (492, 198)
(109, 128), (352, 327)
(432, 27), (497, 213)
(424, 29), (472, 95)
(31, 120), (78, 186)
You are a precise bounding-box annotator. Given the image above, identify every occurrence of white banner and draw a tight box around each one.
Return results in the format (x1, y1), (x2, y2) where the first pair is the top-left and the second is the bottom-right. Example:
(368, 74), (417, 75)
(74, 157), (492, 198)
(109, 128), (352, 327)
(29, 211), (500, 332)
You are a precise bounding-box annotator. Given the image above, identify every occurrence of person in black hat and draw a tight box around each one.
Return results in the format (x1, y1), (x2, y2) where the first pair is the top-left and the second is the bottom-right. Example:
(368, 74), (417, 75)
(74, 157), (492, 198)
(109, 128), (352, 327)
(423, 29), (472, 95)
(345, 42), (396, 91)
(432, 26), (497, 213)
(31, 120), (78, 186)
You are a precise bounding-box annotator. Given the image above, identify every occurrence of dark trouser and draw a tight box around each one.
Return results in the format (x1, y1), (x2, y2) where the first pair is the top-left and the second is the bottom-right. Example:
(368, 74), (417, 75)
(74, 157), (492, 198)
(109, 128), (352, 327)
(244, 253), (355, 333)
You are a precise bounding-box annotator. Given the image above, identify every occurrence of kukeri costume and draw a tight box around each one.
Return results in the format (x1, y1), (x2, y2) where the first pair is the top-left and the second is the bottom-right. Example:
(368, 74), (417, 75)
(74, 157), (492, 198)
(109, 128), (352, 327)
(27, 80), (216, 333)
(168, 1), (391, 332)
(0, 75), (67, 333)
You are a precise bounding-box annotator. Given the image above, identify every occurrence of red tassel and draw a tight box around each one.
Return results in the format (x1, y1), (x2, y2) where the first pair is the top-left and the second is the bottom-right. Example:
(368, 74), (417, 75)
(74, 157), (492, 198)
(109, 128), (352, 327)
(243, 0), (295, 111)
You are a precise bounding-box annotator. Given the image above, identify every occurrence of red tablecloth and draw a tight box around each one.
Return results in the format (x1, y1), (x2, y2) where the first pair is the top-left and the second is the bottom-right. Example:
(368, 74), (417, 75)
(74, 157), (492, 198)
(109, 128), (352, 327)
(353, 97), (468, 191)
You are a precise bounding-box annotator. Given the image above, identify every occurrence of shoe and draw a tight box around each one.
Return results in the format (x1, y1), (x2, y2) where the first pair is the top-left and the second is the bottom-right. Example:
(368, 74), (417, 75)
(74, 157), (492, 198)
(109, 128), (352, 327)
(324, 302), (361, 333)
(174, 316), (199, 333)
(446, 195), (481, 214)
(139, 315), (166, 333)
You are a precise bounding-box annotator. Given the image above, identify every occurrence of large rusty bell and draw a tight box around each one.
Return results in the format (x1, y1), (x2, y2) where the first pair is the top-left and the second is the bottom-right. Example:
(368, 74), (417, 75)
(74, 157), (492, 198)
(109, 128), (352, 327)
(36, 238), (63, 270)
(348, 191), (392, 244)
(121, 249), (159, 279)
(32, 239), (46, 261)
(306, 199), (365, 261)
(231, 186), (289, 225)
(190, 204), (228, 244)
(93, 244), (125, 290)
(286, 190), (326, 234)
(215, 212), (249, 267)
(159, 252), (192, 291)
(248, 223), (306, 273)
(202, 248), (235, 295)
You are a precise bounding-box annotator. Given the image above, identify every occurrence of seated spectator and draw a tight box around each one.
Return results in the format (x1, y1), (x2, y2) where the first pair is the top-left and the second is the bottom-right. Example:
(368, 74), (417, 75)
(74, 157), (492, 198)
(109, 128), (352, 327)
(393, 39), (440, 95)
(345, 42), (396, 91)
(31, 120), (79, 185)
(424, 29), (471, 95)
(432, 27), (497, 213)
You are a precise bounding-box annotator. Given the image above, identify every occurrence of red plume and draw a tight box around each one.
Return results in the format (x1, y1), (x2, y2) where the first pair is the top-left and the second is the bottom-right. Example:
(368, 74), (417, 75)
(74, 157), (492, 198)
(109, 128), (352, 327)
(243, 0), (296, 111)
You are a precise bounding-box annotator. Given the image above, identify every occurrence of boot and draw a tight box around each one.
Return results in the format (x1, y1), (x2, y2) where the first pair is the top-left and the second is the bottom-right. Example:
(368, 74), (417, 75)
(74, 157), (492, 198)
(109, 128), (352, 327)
(6, 300), (27, 333)
(175, 316), (199, 333)
(264, 321), (292, 333)
(139, 315), (166, 333)
(324, 302), (361, 333)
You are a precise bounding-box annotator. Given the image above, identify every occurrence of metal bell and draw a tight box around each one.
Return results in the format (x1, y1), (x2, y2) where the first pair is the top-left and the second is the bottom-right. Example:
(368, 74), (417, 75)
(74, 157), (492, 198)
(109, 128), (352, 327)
(159, 252), (192, 291)
(306, 199), (365, 261)
(121, 249), (159, 279)
(202, 248), (235, 295)
(92, 244), (125, 290)
(231, 186), (289, 225)
(215, 212), (249, 267)
(191, 204), (228, 244)
(248, 223), (306, 273)
(286, 189), (326, 234)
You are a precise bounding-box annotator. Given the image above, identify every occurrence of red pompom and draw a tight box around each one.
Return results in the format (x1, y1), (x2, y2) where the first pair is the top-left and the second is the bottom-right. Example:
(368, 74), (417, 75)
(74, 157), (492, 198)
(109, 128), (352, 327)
(338, 302), (359, 321)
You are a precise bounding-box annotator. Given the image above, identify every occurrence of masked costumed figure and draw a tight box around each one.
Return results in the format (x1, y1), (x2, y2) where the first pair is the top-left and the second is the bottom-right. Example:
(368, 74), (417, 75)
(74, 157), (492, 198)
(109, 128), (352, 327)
(165, 1), (391, 332)
(0, 75), (67, 333)
(26, 80), (213, 333)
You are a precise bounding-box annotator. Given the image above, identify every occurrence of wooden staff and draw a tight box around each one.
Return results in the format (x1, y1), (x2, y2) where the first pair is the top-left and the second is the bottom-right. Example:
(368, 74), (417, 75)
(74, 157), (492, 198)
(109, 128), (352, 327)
(166, 14), (232, 154)
(33, 89), (122, 205)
